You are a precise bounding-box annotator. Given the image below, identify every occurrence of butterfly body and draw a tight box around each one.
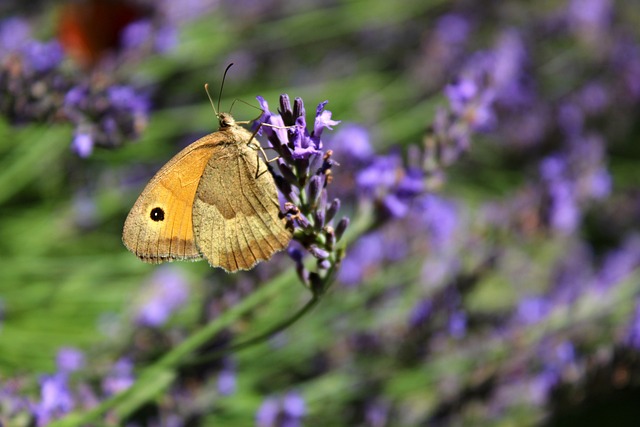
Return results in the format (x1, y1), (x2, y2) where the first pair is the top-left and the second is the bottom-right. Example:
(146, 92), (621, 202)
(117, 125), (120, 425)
(122, 113), (291, 272)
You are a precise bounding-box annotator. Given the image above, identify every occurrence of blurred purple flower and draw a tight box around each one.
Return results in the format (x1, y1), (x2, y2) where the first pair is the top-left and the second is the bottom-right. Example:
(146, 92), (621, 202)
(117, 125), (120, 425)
(516, 296), (550, 325)
(339, 232), (385, 286)
(558, 102), (584, 136)
(102, 358), (134, 396)
(161, 0), (220, 23)
(566, 0), (613, 35)
(408, 299), (432, 328)
(328, 123), (374, 162)
(71, 131), (94, 158)
(108, 85), (147, 111)
(528, 369), (559, 406)
(217, 358), (237, 396)
(448, 310), (467, 339)
(256, 392), (305, 427)
(256, 397), (280, 427)
(547, 179), (579, 234)
(356, 154), (402, 194)
(578, 82), (610, 114)
(21, 40), (64, 72)
(356, 152), (425, 218)
(34, 373), (74, 426)
(56, 347), (85, 373)
(445, 72), (496, 131)
(365, 399), (390, 427)
(540, 155), (580, 234)
(0, 17), (31, 51)
(415, 194), (458, 249)
(596, 234), (640, 291)
(282, 392), (306, 418)
(434, 14), (470, 45)
(626, 300), (640, 349)
(135, 265), (189, 327)
(154, 25), (178, 52)
(121, 20), (154, 50)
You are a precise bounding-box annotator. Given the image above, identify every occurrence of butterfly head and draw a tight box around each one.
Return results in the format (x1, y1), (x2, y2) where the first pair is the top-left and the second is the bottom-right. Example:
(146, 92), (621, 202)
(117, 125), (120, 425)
(218, 112), (236, 129)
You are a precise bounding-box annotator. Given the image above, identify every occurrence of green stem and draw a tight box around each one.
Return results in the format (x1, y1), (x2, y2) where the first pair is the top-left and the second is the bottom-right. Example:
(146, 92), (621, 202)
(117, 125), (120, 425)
(50, 269), (297, 426)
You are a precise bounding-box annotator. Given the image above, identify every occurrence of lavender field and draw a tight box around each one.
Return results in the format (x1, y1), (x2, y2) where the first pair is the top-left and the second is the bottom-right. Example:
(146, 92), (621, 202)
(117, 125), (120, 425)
(1, 0), (640, 425)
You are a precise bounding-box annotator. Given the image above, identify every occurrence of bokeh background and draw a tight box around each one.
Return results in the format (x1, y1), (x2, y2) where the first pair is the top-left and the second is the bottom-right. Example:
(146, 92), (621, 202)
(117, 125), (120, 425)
(1, 0), (640, 425)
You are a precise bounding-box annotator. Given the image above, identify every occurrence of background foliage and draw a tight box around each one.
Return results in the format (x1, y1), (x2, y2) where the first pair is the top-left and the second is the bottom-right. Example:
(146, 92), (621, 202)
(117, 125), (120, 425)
(1, 0), (640, 425)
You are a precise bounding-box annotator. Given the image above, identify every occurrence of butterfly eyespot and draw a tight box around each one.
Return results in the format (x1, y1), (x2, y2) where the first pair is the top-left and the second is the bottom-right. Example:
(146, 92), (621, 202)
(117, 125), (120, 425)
(150, 207), (165, 222)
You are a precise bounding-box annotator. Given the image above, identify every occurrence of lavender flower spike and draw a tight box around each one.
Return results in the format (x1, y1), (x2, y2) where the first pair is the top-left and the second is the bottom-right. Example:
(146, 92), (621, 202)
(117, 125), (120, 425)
(255, 94), (348, 292)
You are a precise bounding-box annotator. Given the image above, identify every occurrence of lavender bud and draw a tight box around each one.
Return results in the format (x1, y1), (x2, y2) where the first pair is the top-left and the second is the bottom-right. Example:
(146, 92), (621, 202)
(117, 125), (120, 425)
(287, 191), (301, 206)
(325, 198), (341, 223)
(318, 190), (328, 212)
(313, 209), (325, 230)
(308, 175), (323, 208)
(335, 217), (349, 241)
(324, 226), (336, 249)
(273, 174), (293, 196)
(317, 259), (331, 270)
(277, 160), (298, 185)
(293, 97), (305, 120)
(288, 246), (304, 266)
(309, 245), (330, 259)
(279, 94), (293, 123)
(296, 213), (312, 230)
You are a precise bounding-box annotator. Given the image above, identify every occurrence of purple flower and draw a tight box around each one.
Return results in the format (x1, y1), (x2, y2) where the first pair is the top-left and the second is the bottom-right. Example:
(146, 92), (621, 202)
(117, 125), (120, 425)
(256, 95), (339, 161)
(566, 0), (613, 34)
(71, 132), (94, 158)
(578, 82), (610, 114)
(256, 392), (306, 427)
(107, 85), (149, 115)
(338, 232), (385, 286)
(448, 310), (467, 339)
(21, 40), (64, 72)
(282, 392), (306, 418)
(528, 369), (559, 406)
(365, 399), (390, 427)
(356, 154), (403, 195)
(256, 397), (280, 427)
(254, 93), (346, 290)
(102, 358), (134, 396)
(313, 101), (340, 142)
(626, 300), (640, 349)
(445, 77), (480, 114)
(558, 102), (584, 136)
(56, 347), (85, 373)
(596, 234), (640, 291)
(516, 296), (550, 325)
(217, 358), (237, 396)
(64, 86), (88, 108)
(434, 14), (470, 45)
(445, 76), (496, 131)
(417, 194), (458, 249)
(0, 17), (31, 52)
(121, 20), (154, 50)
(154, 25), (178, 52)
(548, 180), (579, 234)
(327, 123), (374, 162)
(34, 373), (74, 426)
(135, 265), (189, 327)
(540, 155), (580, 234)
(355, 152), (425, 218)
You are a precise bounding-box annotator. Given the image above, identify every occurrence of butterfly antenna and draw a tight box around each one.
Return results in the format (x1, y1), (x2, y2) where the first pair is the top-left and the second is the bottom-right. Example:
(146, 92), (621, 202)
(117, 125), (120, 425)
(204, 83), (218, 117)
(218, 62), (234, 113)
